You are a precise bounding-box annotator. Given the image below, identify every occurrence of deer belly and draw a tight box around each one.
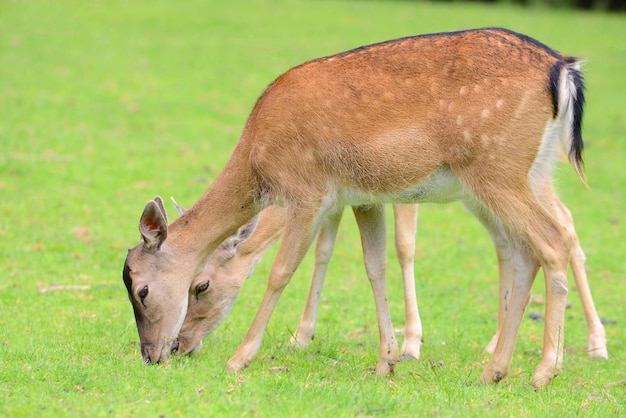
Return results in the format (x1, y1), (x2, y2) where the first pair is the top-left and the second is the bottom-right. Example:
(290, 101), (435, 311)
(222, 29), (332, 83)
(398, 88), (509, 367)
(396, 167), (466, 204)
(336, 167), (467, 206)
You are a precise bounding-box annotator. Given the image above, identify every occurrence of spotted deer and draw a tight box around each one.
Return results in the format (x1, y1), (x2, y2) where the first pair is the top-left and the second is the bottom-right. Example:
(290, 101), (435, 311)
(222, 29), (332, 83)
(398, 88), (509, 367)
(123, 28), (595, 387)
(174, 201), (607, 363)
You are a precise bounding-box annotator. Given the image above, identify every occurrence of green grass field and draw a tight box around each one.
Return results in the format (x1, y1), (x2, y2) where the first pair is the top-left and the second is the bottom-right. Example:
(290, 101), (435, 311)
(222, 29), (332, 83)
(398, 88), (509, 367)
(1, 0), (624, 416)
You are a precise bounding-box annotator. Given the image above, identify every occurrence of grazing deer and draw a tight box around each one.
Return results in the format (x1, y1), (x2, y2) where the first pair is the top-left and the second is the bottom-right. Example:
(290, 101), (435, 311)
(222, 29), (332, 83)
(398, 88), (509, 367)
(123, 28), (594, 387)
(173, 203), (424, 360)
(175, 202), (606, 362)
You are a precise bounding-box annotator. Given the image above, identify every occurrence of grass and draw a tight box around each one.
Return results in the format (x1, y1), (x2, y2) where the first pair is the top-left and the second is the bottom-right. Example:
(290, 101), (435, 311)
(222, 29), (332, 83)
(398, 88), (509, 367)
(1, 0), (624, 416)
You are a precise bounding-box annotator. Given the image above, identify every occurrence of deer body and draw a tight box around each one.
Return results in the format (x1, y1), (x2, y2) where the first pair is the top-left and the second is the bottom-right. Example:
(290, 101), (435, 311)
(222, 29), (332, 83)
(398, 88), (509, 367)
(124, 28), (590, 387)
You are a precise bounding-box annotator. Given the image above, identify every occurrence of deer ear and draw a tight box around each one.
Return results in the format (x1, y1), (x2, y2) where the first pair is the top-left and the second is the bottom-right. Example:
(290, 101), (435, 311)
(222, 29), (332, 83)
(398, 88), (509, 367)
(170, 196), (187, 217)
(235, 215), (259, 243)
(219, 215), (259, 259)
(139, 197), (168, 251)
(153, 196), (168, 224)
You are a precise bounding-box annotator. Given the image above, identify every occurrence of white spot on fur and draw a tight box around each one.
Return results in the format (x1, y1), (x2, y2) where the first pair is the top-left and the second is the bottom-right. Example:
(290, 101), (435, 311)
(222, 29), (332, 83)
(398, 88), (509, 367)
(496, 99), (504, 109)
(481, 109), (491, 118)
(463, 130), (472, 141)
(456, 115), (463, 126)
(459, 86), (467, 95)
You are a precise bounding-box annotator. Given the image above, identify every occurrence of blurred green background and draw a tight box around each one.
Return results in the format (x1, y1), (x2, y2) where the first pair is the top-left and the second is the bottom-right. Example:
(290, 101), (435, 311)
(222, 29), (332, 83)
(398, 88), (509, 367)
(1, 1), (624, 416)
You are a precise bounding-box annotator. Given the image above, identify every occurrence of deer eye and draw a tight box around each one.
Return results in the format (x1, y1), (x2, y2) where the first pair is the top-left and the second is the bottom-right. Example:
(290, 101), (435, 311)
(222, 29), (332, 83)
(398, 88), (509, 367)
(195, 281), (210, 296)
(138, 285), (149, 307)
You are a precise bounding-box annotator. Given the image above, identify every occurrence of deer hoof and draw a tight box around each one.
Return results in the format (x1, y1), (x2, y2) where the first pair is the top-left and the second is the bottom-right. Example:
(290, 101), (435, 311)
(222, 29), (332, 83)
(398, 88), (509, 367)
(480, 368), (506, 385)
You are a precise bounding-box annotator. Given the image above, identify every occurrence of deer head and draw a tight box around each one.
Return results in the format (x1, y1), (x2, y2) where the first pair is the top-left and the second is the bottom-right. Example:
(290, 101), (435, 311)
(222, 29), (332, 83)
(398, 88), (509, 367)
(170, 199), (278, 355)
(122, 196), (192, 363)
(175, 219), (259, 355)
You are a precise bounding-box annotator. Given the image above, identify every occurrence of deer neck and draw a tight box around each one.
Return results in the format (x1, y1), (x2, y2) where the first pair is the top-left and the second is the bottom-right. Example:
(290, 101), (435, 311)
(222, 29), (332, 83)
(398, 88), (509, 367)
(168, 152), (260, 270)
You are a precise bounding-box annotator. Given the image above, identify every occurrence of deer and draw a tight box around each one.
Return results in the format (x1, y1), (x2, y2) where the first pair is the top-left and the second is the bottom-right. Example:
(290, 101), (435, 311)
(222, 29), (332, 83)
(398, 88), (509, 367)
(172, 202), (606, 363)
(172, 203), (425, 360)
(123, 27), (595, 387)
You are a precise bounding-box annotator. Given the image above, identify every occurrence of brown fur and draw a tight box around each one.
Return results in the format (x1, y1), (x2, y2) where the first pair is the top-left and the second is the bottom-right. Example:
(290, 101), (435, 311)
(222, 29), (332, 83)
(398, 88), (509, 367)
(177, 202), (607, 364)
(123, 28), (590, 387)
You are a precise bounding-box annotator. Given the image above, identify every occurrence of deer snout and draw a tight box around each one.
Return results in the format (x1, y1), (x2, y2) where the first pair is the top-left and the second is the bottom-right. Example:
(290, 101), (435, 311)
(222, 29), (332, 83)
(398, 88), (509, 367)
(175, 333), (203, 356)
(141, 343), (156, 364)
(170, 340), (180, 354)
(141, 342), (171, 364)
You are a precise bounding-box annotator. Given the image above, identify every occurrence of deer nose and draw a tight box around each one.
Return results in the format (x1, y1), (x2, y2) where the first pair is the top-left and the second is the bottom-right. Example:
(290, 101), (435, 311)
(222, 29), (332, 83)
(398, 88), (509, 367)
(141, 343), (155, 364)
(171, 340), (180, 354)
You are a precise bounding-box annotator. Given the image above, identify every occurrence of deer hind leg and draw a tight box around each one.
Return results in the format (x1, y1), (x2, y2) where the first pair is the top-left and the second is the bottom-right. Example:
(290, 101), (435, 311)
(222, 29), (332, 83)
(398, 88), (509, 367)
(226, 201), (330, 373)
(462, 202), (516, 356)
(458, 171), (573, 387)
(471, 192), (607, 361)
(553, 197), (608, 360)
(528, 210), (574, 387)
(485, 228), (540, 383)
(290, 208), (344, 349)
(467, 200), (539, 384)
(353, 204), (399, 376)
(511, 210), (571, 387)
(392, 204), (422, 360)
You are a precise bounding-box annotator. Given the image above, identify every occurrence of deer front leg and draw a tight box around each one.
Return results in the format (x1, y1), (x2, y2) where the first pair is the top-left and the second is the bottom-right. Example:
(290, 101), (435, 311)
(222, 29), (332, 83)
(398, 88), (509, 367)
(353, 204), (398, 376)
(227, 204), (325, 373)
(290, 208), (344, 349)
(392, 204), (422, 360)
